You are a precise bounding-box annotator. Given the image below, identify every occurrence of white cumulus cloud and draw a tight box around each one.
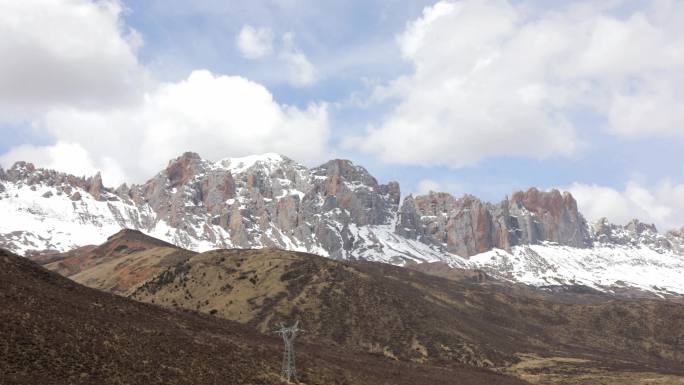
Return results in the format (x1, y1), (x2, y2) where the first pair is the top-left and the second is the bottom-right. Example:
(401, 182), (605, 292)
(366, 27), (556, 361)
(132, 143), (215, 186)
(350, 0), (684, 167)
(568, 181), (684, 232)
(236, 25), (274, 59)
(280, 32), (318, 87)
(0, 0), (145, 122)
(234, 26), (318, 87)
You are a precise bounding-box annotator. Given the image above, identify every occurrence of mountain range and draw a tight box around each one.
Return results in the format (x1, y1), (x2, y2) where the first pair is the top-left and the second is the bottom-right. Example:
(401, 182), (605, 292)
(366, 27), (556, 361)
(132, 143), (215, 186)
(1, 152), (684, 296)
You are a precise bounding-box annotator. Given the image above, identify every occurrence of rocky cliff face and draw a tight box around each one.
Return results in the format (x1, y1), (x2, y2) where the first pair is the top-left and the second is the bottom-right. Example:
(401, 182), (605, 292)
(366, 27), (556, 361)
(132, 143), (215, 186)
(394, 188), (592, 257)
(2, 152), (684, 296)
(509, 188), (591, 248)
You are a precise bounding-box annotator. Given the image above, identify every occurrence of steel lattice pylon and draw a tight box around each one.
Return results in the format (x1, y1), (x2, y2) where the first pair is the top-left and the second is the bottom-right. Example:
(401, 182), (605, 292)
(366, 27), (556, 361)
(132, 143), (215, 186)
(275, 321), (303, 383)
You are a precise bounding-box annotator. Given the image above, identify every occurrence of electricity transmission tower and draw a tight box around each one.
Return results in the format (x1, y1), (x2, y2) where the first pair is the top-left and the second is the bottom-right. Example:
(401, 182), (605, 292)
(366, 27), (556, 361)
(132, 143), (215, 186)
(275, 321), (303, 383)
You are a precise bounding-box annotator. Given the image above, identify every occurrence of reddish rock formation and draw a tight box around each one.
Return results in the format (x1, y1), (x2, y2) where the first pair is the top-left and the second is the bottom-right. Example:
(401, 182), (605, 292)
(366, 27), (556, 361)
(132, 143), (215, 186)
(398, 188), (591, 258)
(166, 152), (203, 188)
(86, 172), (104, 200)
(509, 188), (589, 247)
(201, 170), (235, 214)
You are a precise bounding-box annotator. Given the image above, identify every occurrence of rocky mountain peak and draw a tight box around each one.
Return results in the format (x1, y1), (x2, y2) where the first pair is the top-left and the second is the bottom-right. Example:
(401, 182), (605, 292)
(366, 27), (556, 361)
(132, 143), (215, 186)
(7, 161), (36, 180)
(86, 172), (105, 200)
(115, 183), (130, 196)
(384, 181), (401, 205)
(395, 194), (423, 239)
(592, 217), (672, 251)
(300, 159), (400, 232)
(218, 153), (292, 175)
(592, 217), (614, 240)
(510, 188), (578, 219)
(668, 227), (684, 239)
(413, 191), (458, 214)
(129, 152), (236, 231)
(313, 159), (380, 189)
(165, 151), (207, 188)
(667, 228), (684, 254)
(625, 219), (658, 235)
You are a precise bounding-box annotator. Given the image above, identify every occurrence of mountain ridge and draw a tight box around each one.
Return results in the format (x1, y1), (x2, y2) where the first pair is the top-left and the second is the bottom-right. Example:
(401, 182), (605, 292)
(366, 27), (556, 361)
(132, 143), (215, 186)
(2, 152), (683, 295)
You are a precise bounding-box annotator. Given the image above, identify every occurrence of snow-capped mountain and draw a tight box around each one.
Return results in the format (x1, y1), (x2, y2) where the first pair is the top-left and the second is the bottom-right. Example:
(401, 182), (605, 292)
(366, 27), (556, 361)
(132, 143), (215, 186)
(1, 152), (683, 296)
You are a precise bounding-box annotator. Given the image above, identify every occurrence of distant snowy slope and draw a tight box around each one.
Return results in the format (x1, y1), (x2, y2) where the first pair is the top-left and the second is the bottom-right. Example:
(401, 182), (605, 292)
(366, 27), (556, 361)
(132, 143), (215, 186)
(468, 243), (684, 296)
(0, 174), (136, 254)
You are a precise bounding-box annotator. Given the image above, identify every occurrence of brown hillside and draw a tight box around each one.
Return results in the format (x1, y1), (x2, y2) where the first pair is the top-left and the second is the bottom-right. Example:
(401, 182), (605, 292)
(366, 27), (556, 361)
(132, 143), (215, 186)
(40, 229), (196, 295)
(0, 248), (531, 385)
(34, 231), (684, 384)
(130, 248), (684, 383)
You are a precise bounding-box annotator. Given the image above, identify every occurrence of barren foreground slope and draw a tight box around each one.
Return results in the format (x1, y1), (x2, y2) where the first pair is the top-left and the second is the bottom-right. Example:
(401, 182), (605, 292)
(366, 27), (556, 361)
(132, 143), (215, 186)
(0, 248), (529, 385)
(30, 230), (684, 384)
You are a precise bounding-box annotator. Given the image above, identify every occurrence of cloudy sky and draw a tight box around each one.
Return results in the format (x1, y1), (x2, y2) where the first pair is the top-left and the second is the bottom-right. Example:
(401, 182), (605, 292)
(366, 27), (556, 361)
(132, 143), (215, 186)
(1, 0), (683, 231)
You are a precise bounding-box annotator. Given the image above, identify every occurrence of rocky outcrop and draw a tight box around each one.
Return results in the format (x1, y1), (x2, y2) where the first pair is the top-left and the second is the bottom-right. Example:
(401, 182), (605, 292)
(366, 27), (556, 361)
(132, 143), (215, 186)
(593, 218), (673, 251)
(407, 193), (496, 256)
(667, 228), (684, 254)
(395, 188), (592, 257)
(200, 169), (236, 214)
(115, 183), (130, 197)
(311, 159), (398, 227)
(86, 172), (105, 201)
(2, 161), (113, 201)
(508, 188), (590, 248)
(128, 153), (222, 234)
(668, 227), (684, 238)
(395, 195), (424, 240)
(4, 161), (35, 182)
(625, 219), (658, 235)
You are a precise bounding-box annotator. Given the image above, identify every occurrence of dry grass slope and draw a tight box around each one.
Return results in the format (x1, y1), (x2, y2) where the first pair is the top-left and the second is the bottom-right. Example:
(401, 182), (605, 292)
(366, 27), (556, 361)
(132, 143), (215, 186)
(131, 248), (684, 384)
(32, 230), (684, 384)
(0, 248), (531, 385)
